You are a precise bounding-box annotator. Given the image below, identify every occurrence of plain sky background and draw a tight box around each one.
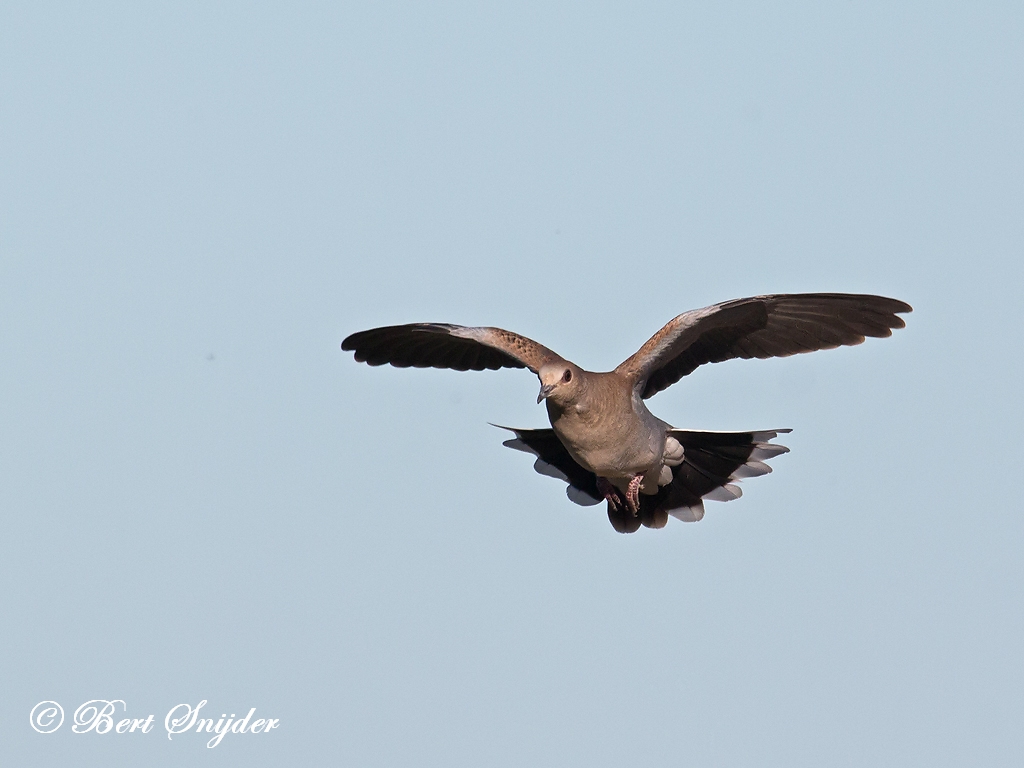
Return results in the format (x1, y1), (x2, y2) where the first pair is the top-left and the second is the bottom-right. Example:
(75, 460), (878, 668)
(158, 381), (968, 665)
(2, 1), (1023, 765)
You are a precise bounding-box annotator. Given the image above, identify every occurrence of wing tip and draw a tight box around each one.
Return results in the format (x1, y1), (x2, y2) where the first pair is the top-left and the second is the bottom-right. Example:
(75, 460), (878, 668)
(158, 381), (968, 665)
(891, 298), (914, 314)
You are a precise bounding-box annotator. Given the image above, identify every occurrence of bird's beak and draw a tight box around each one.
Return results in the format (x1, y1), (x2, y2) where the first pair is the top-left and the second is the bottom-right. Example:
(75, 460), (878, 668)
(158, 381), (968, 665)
(537, 383), (555, 403)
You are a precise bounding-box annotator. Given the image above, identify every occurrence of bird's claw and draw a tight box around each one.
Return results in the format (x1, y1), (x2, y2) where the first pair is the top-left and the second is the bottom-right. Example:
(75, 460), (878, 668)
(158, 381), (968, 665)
(597, 476), (643, 517)
(597, 477), (624, 514)
(625, 475), (643, 517)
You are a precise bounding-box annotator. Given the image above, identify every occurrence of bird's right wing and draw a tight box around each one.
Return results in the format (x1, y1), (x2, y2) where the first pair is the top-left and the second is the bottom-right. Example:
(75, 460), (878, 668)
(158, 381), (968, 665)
(342, 323), (561, 373)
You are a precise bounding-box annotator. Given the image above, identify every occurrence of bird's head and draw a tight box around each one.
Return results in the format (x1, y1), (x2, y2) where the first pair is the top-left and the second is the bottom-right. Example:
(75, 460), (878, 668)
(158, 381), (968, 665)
(537, 361), (583, 406)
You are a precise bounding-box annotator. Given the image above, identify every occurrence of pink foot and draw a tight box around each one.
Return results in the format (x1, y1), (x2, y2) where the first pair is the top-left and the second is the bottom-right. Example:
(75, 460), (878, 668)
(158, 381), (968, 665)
(596, 477), (624, 513)
(626, 475), (643, 516)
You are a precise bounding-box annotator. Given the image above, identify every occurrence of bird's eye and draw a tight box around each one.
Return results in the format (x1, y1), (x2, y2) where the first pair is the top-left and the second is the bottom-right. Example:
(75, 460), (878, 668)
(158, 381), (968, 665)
(562, 369), (572, 382)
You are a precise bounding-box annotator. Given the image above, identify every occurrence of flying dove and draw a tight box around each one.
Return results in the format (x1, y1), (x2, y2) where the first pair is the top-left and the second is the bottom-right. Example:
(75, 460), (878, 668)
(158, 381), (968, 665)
(342, 293), (911, 533)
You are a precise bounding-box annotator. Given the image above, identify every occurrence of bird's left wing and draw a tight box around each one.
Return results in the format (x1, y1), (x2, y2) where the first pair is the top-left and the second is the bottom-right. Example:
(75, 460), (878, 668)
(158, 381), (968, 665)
(342, 323), (561, 373)
(615, 293), (912, 399)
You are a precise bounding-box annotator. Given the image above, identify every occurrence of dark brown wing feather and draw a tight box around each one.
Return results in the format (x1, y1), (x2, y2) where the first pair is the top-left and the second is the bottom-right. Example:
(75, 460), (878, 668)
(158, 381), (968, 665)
(341, 323), (560, 374)
(616, 293), (912, 399)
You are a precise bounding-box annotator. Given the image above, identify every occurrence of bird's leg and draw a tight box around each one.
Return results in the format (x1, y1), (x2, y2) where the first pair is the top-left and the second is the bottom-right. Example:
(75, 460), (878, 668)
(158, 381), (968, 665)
(625, 474), (643, 517)
(596, 477), (624, 513)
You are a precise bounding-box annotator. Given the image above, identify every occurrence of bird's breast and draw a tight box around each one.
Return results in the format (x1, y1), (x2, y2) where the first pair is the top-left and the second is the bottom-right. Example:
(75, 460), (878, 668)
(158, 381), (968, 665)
(547, 386), (663, 478)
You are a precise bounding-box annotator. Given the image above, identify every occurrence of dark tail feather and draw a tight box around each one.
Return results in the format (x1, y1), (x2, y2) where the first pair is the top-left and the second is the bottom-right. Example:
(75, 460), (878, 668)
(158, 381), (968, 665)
(635, 429), (791, 528)
(493, 425), (603, 506)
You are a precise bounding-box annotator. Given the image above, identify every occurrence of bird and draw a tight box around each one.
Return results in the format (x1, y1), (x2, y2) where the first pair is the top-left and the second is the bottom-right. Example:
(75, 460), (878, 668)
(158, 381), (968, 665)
(341, 293), (911, 533)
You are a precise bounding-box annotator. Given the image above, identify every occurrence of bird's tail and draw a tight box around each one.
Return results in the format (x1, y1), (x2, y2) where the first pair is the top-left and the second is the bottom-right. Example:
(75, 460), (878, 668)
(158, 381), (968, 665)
(496, 424), (791, 533)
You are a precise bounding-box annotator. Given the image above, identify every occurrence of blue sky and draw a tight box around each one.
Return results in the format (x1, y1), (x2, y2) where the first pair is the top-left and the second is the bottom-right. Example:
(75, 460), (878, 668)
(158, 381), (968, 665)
(2, 2), (1022, 765)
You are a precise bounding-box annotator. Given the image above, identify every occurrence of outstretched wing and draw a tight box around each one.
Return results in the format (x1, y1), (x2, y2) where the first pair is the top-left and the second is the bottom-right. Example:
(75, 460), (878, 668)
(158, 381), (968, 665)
(342, 323), (561, 373)
(615, 293), (912, 399)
